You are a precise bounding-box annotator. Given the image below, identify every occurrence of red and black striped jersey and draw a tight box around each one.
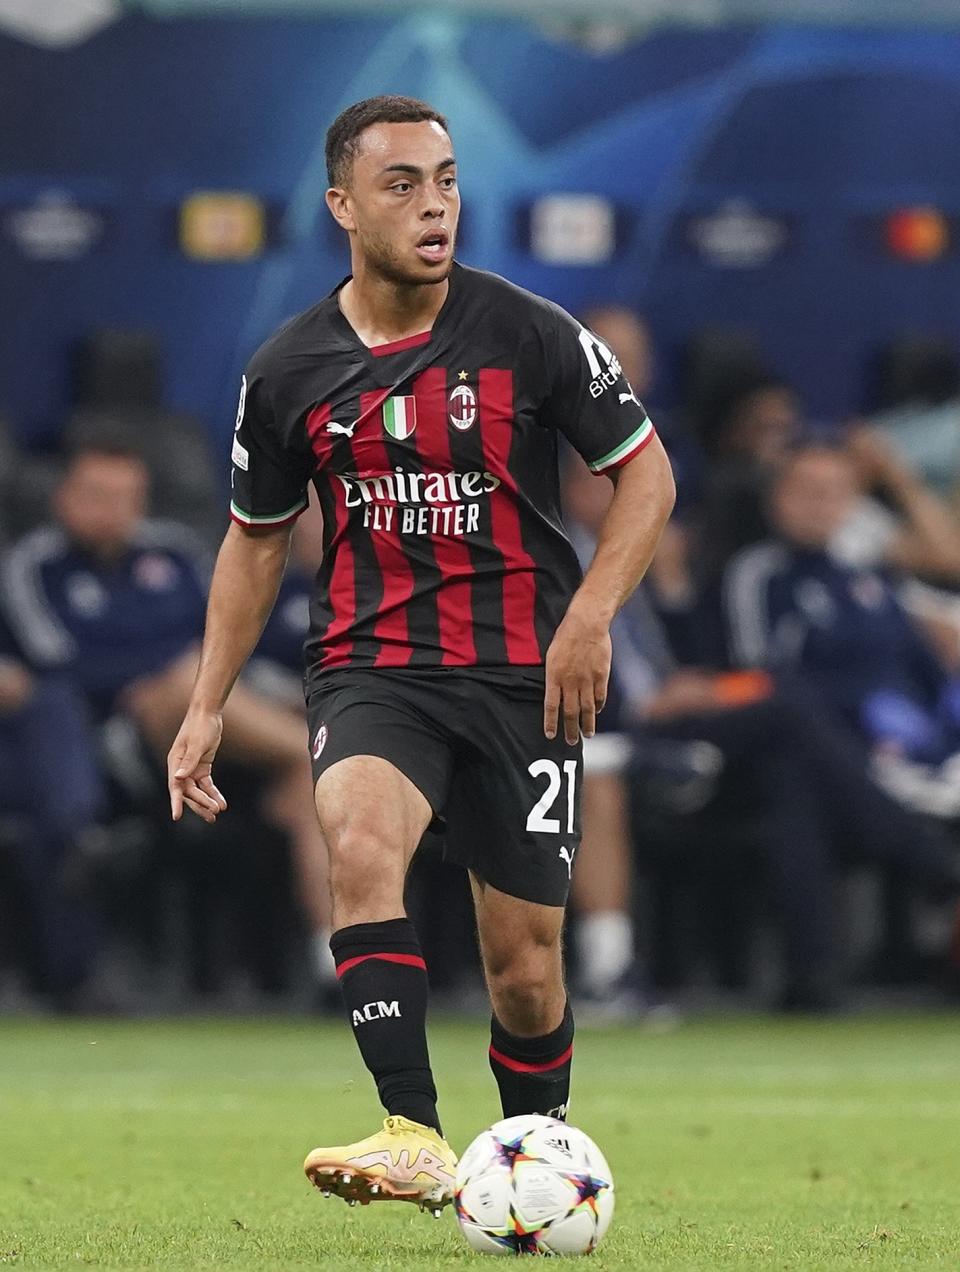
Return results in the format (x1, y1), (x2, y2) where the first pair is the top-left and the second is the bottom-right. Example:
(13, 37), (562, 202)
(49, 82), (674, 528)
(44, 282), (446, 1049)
(229, 263), (655, 679)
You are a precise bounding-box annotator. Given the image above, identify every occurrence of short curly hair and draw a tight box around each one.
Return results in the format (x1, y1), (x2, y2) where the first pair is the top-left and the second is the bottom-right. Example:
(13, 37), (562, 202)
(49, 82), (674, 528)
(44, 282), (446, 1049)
(325, 95), (449, 188)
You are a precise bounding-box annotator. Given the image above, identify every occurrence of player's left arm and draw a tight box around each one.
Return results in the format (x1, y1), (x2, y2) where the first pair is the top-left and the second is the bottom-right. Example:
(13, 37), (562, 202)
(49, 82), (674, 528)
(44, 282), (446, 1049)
(540, 305), (676, 744)
(545, 438), (675, 744)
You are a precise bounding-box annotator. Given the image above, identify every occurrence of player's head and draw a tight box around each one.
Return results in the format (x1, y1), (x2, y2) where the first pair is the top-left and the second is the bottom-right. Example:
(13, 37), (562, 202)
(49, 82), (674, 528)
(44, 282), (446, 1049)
(769, 444), (857, 549)
(55, 439), (149, 556)
(324, 95), (458, 287)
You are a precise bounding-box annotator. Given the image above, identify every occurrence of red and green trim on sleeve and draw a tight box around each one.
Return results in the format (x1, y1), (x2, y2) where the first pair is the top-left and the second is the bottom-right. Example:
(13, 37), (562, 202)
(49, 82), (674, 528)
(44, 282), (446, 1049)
(587, 416), (655, 475)
(229, 497), (308, 528)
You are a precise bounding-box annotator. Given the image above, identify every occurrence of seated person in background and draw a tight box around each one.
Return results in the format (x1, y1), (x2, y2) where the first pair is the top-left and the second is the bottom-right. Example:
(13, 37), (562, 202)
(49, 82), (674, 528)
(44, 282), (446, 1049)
(834, 425), (960, 676)
(867, 340), (960, 500)
(834, 424), (960, 586)
(690, 364), (960, 591)
(0, 612), (104, 1007)
(0, 440), (328, 937)
(694, 376), (802, 586)
(565, 453), (960, 1011)
(2, 441), (209, 722)
(724, 444), (960, 811)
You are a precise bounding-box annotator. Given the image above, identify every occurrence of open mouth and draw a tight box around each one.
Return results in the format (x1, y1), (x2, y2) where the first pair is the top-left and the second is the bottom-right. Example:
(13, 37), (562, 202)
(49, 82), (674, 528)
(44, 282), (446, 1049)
(415, 229), (450, 263)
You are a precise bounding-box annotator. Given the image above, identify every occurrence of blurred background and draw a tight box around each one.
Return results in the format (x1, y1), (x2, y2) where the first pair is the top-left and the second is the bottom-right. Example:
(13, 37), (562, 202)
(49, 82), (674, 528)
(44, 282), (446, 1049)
(3, 0), (960, 1019)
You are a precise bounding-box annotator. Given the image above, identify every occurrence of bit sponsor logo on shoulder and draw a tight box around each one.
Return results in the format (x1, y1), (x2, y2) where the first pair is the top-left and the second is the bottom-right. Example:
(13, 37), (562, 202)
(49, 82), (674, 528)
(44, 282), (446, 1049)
(579, 327), (623, 399)
(232, 374), (250, 469)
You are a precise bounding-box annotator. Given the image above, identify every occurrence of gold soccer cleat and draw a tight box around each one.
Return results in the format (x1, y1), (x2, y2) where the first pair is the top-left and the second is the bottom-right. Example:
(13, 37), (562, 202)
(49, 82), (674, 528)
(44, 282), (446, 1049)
(304, 1115), (457, 1216)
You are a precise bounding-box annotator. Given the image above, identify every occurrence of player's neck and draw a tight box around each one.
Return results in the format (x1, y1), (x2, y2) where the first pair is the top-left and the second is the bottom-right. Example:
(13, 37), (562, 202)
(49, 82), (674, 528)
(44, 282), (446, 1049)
(338, 267), (448, 349)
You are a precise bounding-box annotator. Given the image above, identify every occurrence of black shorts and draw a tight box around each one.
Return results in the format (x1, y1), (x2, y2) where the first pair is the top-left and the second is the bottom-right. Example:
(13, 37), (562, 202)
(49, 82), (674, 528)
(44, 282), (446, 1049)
(305, 667), (582, 907)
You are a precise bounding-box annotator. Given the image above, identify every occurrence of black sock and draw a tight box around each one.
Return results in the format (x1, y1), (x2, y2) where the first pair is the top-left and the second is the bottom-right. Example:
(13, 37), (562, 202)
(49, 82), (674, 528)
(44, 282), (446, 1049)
(489, 1001), (574, 1121)
(331, 918), (441, 1135)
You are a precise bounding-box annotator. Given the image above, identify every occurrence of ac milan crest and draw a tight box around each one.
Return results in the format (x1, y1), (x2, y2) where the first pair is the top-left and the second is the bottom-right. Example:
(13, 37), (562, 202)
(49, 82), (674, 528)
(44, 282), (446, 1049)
(312, 724), (328, 760)
(448, 382), (477, 431)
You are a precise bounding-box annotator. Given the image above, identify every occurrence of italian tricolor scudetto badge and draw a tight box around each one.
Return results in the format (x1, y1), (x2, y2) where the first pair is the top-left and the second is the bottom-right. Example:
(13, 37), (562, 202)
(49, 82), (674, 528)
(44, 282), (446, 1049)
(383, 396), (417, 439)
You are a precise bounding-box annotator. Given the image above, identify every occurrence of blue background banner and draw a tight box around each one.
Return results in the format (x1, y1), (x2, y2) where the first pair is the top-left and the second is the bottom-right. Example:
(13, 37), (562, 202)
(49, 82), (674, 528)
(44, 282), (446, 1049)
(3, 13), (960, 448)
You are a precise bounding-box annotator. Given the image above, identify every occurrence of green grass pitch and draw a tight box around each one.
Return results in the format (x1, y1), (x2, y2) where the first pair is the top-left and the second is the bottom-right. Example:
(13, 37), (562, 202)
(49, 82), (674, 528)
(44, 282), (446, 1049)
(1, 1014), (959, 1269)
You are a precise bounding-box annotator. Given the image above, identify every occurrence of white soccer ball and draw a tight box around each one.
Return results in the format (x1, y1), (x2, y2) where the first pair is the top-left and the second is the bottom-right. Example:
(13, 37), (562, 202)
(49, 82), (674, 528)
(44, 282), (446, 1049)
(454, 1115), (614, 1256)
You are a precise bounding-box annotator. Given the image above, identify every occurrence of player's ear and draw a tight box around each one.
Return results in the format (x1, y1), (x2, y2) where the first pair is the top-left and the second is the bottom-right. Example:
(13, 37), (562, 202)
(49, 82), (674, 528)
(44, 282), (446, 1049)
(325, 187), (356, 233)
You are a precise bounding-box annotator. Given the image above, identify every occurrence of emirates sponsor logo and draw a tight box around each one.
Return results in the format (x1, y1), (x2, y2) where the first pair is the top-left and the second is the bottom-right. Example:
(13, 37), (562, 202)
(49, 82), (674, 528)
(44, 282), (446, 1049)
(336, 468), (499, 508)
(336, 468), (499, 539)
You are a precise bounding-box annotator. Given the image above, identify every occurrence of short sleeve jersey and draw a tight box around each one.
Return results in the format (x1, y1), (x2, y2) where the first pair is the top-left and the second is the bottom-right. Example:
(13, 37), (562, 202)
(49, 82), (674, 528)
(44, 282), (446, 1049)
(230, 263), (656, 683)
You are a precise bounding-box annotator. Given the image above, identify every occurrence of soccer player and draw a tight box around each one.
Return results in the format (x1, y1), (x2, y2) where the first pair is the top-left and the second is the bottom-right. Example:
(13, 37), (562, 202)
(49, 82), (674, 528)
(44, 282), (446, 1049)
(166, 96), (675, 1214)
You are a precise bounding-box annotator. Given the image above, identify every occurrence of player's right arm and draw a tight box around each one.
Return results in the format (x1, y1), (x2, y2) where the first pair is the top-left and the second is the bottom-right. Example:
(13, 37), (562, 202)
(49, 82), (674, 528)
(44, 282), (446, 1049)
(168, 364), (313, 823)
(167, 521), (292, 822)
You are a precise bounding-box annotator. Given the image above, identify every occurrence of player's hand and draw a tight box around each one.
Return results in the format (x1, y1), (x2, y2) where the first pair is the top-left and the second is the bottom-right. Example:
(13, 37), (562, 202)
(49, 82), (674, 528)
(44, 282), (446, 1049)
(167, 708), (228, 824)
(544, 607), (611, 744)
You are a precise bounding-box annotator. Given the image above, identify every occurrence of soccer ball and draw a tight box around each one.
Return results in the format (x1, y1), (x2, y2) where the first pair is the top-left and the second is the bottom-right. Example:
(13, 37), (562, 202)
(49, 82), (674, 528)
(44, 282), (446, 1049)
(454, 1115), (614, 1256)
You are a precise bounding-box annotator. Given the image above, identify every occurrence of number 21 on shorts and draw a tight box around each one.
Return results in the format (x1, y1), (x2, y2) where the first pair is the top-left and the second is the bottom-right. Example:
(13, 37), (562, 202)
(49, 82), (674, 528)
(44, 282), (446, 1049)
(526, 759), (578, 834)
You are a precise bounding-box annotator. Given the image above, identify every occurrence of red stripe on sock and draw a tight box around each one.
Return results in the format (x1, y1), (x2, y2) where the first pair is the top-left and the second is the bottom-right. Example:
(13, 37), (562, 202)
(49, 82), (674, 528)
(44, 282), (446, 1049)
(335, 952), (428, 979)
(488, 1042), (573, 1074)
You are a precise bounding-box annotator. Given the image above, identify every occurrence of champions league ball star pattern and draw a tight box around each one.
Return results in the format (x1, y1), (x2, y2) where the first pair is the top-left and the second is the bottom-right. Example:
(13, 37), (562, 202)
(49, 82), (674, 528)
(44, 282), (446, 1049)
(454, 1115), (614, 1256)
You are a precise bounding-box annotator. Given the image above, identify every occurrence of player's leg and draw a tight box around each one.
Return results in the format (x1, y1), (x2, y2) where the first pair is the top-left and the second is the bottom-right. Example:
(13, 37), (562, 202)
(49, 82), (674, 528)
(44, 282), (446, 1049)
(444, 673), (582, 1122)
(305, 756), (456, 1210)
(314, 754), (440, 1122)
(302, 676), (459, 1210)
(471, 876), (574, 1121)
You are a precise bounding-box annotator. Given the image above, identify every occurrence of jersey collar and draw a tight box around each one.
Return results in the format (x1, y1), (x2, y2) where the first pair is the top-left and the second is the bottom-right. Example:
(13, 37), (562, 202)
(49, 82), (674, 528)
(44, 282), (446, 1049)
(327, 262), (462, 372)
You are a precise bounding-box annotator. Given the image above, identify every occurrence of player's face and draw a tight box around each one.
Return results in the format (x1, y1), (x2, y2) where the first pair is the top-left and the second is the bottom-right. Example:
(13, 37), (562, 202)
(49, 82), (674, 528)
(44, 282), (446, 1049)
(770, 450), (857, 548)
(330, 120), (459, 287)
(55, 453), (149, 556)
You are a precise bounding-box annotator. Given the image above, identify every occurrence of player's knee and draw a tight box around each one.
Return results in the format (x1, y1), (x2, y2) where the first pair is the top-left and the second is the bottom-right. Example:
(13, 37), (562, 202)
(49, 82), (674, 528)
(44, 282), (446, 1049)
(490, 977), (557, 1036)
(486, 943), (562, 1033)
(327, 828), (404, 919)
